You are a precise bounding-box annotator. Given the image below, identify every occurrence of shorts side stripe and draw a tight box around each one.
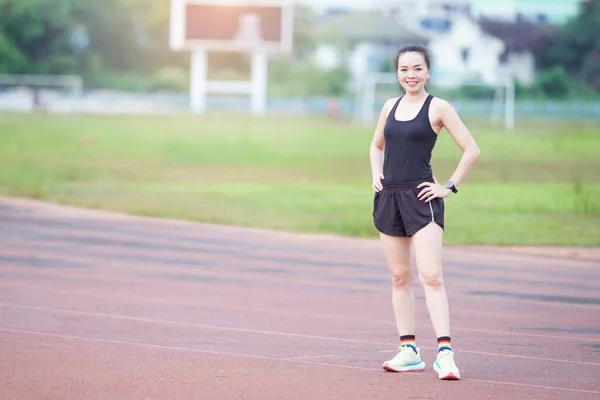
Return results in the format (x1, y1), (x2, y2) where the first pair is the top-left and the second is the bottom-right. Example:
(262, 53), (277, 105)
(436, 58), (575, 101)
(428, 202), (434, 222)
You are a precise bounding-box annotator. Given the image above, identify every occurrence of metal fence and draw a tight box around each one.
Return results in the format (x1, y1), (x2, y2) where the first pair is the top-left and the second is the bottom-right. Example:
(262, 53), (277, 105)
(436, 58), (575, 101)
(1, 88), (599, 121)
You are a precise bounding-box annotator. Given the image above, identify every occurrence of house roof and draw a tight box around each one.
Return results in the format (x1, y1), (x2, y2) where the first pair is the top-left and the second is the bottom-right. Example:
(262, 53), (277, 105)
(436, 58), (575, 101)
(477, 17), (557, 53)
(315, 11), (429, 44)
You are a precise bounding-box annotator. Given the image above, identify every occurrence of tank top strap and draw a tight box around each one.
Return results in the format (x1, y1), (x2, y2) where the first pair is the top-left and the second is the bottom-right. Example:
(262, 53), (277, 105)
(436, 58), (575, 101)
(416, 94), (434, 120)
(388, 96), (403, 119)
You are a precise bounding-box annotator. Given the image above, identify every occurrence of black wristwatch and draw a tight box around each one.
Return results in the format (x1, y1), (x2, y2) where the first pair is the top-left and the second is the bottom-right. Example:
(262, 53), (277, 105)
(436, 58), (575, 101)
(444, 180), (458, 194)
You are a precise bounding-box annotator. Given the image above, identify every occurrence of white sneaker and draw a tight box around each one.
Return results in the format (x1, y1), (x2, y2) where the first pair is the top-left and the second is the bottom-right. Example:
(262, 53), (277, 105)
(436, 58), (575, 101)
(382, 345), (426, 372)
(433, 349), (461, 380)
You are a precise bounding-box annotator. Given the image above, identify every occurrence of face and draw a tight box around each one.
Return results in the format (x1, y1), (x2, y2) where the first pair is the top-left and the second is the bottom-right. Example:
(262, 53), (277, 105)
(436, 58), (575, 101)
(396, 52), (430, 94)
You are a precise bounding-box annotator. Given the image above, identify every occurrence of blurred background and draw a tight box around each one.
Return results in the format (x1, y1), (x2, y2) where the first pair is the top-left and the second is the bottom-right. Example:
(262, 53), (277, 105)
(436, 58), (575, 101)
(0, 0), (598, 247)
(0, 0), (597, 119)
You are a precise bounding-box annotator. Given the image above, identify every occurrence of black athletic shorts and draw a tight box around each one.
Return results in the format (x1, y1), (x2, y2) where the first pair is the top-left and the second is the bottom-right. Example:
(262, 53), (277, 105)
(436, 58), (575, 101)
(372, 177), (445, 237)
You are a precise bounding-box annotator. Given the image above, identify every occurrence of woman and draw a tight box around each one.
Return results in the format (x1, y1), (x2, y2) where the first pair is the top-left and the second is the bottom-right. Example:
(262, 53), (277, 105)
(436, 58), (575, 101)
(369, 44), (480, 380)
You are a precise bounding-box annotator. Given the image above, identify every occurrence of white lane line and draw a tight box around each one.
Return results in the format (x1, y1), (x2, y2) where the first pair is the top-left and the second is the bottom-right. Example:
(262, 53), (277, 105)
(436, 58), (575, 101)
(2, 302), (600, 367)
(1, 327), (600, 396)
(1, 286), (597, 342)
(0, 336), (76, 348)
(280, 354), (337, 361)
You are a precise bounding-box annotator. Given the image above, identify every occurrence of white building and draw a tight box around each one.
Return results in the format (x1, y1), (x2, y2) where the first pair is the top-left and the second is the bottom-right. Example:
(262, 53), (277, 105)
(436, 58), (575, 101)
(312, 4), (555, 90)
(312, 10), (429, 84)
(394, 3), (553, 88)
(426, 14), (536, 87)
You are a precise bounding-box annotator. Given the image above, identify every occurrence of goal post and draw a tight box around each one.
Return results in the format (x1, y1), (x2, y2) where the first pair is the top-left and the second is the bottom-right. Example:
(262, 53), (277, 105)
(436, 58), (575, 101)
(355, 72), (515, 131)
(0, 74), (83, 113)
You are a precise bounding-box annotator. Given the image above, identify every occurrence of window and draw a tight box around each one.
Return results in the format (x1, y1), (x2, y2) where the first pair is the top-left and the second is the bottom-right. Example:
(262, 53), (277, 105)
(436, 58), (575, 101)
(499, 50), (509, 64)
(461, 47), (470, 63)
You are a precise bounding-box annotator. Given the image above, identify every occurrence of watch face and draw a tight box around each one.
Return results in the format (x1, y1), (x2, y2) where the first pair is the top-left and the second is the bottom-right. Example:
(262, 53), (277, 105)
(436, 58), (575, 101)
(445, 180), (453, 189)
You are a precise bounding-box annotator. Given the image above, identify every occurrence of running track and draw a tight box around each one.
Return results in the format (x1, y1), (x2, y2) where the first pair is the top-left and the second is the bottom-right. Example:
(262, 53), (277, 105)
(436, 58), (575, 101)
(1, 197), (600, 400)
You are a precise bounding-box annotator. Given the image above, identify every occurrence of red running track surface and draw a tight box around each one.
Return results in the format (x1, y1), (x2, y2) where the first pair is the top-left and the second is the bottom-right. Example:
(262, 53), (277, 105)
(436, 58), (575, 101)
(1, 198), (600, 400)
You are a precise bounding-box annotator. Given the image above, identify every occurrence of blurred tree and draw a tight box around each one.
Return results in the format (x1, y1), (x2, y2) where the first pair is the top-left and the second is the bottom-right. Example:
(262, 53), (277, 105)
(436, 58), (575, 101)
(535, 0), (600, 90)
(291, 5), (317, 58)
(0, 0), (186, 86)
(268, 5), (351, 97)
(0, 0), (84, 74)
(533, 66), (571, 98)
(0, 1), (332, 92)
(320, 66), (350, 97)
(108, 0), (187, 71)
(78, 0), (185, 76)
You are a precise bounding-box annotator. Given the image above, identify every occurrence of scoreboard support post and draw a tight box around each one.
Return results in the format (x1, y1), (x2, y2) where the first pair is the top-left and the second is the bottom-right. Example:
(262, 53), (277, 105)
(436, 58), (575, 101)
(250, 52), (268, 116)
(190, 49), (268, 116)
(190, 50), (208, 114)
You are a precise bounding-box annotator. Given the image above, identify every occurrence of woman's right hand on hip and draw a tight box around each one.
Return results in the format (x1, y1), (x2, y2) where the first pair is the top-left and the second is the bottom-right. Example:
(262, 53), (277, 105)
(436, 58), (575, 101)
(372, 173), (384, 192)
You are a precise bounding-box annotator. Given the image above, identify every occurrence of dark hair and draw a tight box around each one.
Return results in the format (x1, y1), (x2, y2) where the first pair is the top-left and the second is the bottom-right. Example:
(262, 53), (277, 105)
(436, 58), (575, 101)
(394, 44), (431, 71)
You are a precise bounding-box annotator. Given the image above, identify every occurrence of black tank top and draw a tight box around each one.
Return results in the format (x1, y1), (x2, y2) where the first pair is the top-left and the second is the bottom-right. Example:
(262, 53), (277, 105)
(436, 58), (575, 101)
(382, 95), (438, 183)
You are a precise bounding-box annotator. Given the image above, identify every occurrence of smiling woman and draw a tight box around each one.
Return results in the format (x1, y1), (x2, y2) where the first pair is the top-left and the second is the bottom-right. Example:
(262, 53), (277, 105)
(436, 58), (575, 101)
(394, 44), (432, 92)
(369, 44), (481, 381)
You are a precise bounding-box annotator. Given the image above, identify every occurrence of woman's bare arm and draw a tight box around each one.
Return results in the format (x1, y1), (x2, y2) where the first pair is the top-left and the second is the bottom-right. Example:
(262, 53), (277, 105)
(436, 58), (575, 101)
(370, 98), (397, 191)
(437, 99), (480, 188)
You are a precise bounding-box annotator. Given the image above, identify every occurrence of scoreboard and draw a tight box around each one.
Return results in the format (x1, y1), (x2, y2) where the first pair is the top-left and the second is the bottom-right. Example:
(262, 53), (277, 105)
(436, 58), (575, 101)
(170, 0), (293, 53)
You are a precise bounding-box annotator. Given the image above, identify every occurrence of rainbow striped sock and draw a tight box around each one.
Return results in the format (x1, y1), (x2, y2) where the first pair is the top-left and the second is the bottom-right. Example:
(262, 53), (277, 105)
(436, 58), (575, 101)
(437, 336), (452, 352)
(400, 335), (417, 354)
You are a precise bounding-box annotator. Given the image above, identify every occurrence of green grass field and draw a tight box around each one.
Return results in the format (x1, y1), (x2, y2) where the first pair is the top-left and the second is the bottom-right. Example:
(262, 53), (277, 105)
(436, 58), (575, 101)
(1, 113), (599, 246)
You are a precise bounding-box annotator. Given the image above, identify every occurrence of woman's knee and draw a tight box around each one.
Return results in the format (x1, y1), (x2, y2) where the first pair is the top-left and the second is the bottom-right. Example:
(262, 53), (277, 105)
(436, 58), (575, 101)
(419, 271), (444, 289)
(390, 267), (413, 288)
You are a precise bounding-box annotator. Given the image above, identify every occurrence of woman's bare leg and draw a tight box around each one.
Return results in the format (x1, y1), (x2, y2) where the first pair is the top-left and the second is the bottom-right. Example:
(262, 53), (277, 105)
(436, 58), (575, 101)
(380, 232), (426, 372)
(411, 222), (460, 380)
(411, 222), (450, 337)
(379, 233), (415, 336)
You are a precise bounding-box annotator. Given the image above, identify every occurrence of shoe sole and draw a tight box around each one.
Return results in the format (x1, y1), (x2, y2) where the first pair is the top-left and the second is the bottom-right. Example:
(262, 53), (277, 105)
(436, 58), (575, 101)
(382, 361), (426, 373)
(433, 363), (461, 380)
